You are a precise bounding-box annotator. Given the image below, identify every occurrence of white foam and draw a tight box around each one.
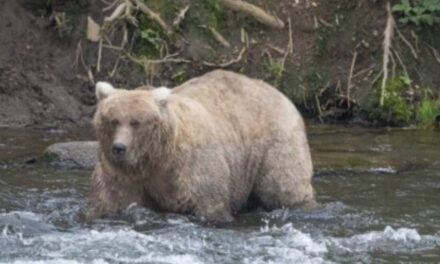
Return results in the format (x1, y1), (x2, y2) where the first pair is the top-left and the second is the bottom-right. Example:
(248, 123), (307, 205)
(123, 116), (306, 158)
(259, 223), (328, 254)
(325, 225), (439, 255)
(0, 211), (43, 222)
(369, 167), (397, 174)
(8, 260), (108, 264)
(383, 226), (422, 241)
(349, 226), (421, 243)
(250, 223), (330, 263)
(2, 212), (439, 264)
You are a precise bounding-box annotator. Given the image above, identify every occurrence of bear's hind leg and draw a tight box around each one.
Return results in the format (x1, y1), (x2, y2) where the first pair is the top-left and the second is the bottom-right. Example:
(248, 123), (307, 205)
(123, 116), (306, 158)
(254, 139), (315, 211)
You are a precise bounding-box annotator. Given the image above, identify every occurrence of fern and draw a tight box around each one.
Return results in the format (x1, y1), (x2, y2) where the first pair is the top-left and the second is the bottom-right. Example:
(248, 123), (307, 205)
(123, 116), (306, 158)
(392, 0), (440, 26)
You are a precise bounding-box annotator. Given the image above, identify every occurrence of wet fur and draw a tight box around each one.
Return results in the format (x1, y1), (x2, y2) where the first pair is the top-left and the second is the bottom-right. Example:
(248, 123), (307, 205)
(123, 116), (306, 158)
(87, 70), (315, 221)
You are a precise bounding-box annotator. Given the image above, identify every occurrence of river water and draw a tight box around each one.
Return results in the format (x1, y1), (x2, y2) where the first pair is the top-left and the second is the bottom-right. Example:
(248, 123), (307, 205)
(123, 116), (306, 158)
(0, 125), (439, 263)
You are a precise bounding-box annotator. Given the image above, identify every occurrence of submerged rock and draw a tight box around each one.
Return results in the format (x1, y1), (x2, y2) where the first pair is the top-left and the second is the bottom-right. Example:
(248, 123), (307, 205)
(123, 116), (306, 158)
(44, 141), (98, 169)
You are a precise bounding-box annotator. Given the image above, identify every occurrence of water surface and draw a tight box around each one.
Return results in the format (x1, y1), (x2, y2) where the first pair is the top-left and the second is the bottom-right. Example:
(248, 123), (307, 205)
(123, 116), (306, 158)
(0, 125), (439, 263)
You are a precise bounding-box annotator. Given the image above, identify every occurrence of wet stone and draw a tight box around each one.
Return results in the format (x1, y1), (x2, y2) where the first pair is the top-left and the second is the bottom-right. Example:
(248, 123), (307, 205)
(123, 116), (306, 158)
(44, 141), (98, 169)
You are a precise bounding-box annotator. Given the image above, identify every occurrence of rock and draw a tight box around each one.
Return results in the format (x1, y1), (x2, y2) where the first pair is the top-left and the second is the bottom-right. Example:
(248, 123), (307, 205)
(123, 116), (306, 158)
(44, 141), (98, 169)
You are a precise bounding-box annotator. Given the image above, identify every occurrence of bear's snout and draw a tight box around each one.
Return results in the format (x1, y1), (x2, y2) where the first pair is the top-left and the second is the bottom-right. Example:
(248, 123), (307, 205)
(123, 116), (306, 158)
(112, 142), (127, 159)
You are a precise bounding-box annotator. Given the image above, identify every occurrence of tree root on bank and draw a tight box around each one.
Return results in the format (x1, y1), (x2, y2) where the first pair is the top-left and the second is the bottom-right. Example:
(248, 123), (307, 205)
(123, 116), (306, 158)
(380, 2), (394, 107)
(199, 25), (231, 48)
(203, 47), (247, 68)
(131, 0), (172, 35)
(172, 5), (190, 29)
(88, 0), (285, 82)
(219, 0), (284, 29)
(346, 51), (357, 109)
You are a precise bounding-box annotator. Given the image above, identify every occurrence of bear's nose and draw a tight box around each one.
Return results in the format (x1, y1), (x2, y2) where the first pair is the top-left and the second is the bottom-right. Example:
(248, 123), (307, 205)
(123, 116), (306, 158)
(112, 142), (126, 156)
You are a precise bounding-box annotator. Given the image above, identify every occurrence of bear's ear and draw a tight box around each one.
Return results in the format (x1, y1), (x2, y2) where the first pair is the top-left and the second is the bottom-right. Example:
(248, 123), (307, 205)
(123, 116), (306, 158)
(96, 81), (116, 101)
(152, 87), (171, 106)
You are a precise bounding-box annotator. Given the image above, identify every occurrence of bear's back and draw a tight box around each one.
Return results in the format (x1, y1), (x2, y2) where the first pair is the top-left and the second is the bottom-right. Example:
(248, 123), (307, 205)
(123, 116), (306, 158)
(171, 70), (303, 136)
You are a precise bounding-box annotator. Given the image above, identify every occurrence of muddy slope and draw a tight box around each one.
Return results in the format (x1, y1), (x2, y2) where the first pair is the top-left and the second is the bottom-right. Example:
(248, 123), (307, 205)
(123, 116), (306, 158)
(0, 0), (94, 127)
(1, 0), (439, 127)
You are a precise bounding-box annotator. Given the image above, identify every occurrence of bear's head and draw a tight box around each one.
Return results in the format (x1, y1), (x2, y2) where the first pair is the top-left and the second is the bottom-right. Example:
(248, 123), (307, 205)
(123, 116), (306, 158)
(93, 82), (173, 168)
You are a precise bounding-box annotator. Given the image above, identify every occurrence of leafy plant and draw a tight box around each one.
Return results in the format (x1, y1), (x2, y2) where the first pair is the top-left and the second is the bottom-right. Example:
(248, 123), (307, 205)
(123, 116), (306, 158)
(416, 90), (440, 128)
(392, 0), (440, 26)
(137, 15), (168, 59)
(368, 74), (413, 124)
(52, 11), (73, 36)
(267, 60), (284, 85)
(140, 28), (164, 52)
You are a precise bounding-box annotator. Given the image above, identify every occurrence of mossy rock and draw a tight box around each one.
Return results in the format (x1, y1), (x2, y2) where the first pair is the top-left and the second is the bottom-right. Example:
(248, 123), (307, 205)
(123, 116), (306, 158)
(43, 141), (98, 170)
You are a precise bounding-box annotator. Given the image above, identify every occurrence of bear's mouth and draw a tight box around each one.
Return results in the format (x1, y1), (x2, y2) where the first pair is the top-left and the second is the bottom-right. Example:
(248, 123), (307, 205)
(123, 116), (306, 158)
(112, 154), (126, 162)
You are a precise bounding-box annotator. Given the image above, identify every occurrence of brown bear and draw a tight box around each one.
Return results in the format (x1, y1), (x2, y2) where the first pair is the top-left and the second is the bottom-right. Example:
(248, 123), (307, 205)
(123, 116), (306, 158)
(86, 70), (315, 222)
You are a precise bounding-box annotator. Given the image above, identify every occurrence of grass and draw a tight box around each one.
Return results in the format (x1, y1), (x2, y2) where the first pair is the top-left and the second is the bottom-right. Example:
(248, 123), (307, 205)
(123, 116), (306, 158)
(416, 98), (440, 128)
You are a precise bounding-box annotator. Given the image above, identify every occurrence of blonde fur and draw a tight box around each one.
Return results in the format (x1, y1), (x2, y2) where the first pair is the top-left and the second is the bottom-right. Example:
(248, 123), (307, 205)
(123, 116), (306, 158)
(87, 70), (315, 221)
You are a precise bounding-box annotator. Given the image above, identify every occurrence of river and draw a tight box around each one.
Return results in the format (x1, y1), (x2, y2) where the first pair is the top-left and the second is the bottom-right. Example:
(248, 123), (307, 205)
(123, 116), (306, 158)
(0, 125), (439, 263)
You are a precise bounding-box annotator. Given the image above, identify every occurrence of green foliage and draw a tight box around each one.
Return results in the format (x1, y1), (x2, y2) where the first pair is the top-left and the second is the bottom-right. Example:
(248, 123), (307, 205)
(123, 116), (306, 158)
(206, 0), (226, 30)
(392, 0), (440, 26)
(146, 0), (183, 20)
(53, 12), (72, 37)
(171, 66), (188, 83)
(368, 75), (413, 123)
(416, 90), (440, 128)
(266, 60), (284, 86)
(137, 16), (168, 59)
(140, 28), (164, 51)
(364, 74), (440, 128)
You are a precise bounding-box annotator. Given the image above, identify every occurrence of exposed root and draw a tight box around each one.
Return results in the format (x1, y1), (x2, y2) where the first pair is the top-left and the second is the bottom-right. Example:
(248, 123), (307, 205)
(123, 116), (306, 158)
(97, 38), (104, 72)
(203, 47), (247, 68)
(102, 0), (119, 12)
(74, 40), (87, 71)
(127, 53), (191, 66)
(427, 44), (440, 64)
(110, 57), (121, 77)
(87, 68), (95, 84)
(172, 5), (190, 29)
(347, 51), (358, 108)
(266, 44), (285, 55)
(389, 49), (396, 78)
(315, 94), (323, 122)
(353, 64), (376, 79)
(262, 49), (273, 65)
(240, 28), (249, 47)
(87, 16), (101, 42)
(130, 0), (172, 35)
(104, 2), (127, 23)
(219, 0), (284, 29)
(380, 2), (394, 107)
(391, 47), (409, 78)
(395, 26), (418, 59)
(200, 25), (231, 48)
(318, 18), (334, 28)
(280, 17), (293, 71)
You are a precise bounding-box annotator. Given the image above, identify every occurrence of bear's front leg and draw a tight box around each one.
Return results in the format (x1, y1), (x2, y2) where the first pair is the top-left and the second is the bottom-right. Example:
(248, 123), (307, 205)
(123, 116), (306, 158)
(194, 200), (234, 222)
(86, 163), (145, 220)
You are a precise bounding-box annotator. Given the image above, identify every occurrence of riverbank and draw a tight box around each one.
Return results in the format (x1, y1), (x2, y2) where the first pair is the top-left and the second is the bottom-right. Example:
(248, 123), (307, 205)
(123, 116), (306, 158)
(1, 0), (440, 127)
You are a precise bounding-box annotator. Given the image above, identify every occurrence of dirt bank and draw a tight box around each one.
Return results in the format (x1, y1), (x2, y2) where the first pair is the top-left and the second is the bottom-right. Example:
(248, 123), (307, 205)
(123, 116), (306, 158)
(1, 0), (439, 127)
(0, 0), (93, 127)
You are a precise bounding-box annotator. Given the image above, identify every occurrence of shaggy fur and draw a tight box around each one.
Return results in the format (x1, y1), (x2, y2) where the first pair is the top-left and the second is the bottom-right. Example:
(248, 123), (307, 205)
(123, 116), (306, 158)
(87, 70), (315, 221)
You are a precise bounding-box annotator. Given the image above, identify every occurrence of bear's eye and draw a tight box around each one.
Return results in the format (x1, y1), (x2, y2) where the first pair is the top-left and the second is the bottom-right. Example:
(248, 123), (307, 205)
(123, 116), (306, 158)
(111, 119), (119, 126)
(130, 119), (140, 127)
